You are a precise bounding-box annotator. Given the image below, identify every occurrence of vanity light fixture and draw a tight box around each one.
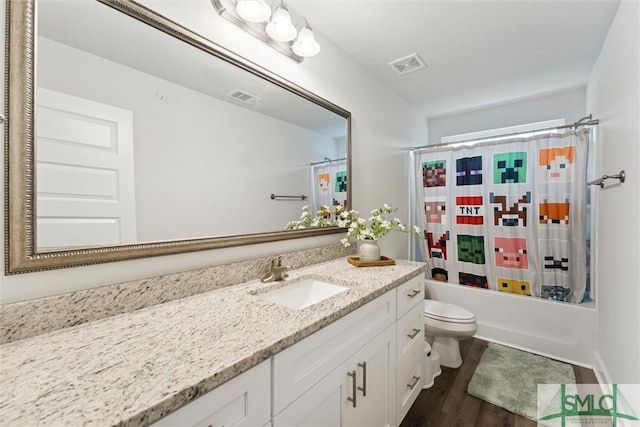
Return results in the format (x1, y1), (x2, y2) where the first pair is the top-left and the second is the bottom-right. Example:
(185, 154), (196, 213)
(211, 0), (320, 63)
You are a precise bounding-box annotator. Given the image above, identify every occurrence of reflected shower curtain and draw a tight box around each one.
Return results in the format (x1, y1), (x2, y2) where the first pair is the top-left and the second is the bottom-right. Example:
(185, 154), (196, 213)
(414, 129), (589, 304)
(310, 159), (348, 212)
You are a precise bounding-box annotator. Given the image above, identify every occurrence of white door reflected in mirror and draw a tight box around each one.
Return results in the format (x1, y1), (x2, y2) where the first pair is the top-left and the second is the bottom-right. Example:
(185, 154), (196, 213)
(36, 89), (137, 250)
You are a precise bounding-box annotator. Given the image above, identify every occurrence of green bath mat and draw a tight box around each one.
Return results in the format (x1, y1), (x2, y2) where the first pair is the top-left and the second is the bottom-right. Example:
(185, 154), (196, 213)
(467, 342), (576, 421)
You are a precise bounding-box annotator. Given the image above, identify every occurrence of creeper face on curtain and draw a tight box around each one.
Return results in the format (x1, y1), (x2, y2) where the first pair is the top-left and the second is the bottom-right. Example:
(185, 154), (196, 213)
(335, 171), (347, 193)
(493, 152), (527, 184)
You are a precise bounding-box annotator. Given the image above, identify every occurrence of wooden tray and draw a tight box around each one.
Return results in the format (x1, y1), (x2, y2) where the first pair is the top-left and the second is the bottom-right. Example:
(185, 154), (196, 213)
(347, 256), (396, 267)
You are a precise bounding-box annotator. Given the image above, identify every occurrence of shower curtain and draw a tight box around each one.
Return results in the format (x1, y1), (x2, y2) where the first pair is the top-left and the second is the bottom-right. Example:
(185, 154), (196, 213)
(414, 128), (589, 304)
(310, 159), (348, 212)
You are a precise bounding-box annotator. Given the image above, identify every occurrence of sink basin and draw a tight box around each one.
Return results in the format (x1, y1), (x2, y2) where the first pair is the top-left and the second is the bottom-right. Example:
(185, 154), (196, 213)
(259, 278), (349, 310)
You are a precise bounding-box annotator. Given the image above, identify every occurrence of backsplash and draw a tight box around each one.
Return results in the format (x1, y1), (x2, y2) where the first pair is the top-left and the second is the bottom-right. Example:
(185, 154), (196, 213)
(0, 243), (355, 344)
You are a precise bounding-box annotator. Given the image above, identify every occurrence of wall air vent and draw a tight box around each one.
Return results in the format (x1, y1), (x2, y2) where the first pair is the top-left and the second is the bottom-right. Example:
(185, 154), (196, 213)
(388, 53), (426, 76)
(227, 89), (262, 104)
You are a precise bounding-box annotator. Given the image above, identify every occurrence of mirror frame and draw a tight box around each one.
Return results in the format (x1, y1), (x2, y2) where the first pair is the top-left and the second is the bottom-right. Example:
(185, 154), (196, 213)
(4, 0), (351, 274)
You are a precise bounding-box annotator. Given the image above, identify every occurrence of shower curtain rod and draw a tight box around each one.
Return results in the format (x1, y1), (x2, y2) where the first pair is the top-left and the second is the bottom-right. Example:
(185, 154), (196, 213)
(409, 116), (599, 152)
(310, 156), (347, 166)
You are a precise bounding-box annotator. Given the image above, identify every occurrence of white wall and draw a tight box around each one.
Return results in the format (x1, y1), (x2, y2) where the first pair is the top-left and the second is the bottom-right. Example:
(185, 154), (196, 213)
(0, 1), (425, 303)
(427, 87), (586, 145)
(586, 0), (640, 384)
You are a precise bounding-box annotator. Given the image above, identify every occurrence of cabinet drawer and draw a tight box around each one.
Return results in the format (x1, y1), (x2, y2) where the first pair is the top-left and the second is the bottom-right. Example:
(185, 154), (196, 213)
(396, 301), (424, 369)
(396, 275), (424, 318)
(396, 349), (424, 426)
(153, 360), (270, 427)
(273, 290), (396, 415)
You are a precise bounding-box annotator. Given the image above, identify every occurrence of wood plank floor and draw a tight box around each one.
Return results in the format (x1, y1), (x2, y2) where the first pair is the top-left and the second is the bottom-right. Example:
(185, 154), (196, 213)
(400, 337), (598, 427)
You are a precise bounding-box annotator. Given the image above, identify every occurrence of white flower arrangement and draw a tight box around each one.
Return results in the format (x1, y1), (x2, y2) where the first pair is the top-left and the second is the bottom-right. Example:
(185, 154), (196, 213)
(286, 204), (421, 248)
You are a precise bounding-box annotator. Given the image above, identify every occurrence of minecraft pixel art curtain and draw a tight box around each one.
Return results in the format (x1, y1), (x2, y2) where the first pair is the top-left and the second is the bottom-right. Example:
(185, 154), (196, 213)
(415, 128), (589, 304)
(310, 160), (348, 212)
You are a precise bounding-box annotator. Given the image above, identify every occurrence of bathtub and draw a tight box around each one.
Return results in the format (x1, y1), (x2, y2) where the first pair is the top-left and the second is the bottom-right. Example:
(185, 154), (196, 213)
(424, 279), (597, 367)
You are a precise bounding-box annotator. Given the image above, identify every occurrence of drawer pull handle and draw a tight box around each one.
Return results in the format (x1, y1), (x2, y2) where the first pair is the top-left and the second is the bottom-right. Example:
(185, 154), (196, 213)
(357, 361), (367, 396)
(347, 370), (357, 407)
(407, 328), (421, 339)
(407, 289), (421, 299)
(407, 375), (421, 390)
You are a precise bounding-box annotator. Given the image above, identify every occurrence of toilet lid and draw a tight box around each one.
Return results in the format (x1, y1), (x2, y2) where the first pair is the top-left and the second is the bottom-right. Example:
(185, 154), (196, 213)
(424, 300), (475, 323)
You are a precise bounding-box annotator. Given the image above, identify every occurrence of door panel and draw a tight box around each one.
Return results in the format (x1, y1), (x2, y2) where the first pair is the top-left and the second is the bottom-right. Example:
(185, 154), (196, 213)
(36, 88), (136, 250)
(344, 325), (396, 427)
(274, 358), (352, 427)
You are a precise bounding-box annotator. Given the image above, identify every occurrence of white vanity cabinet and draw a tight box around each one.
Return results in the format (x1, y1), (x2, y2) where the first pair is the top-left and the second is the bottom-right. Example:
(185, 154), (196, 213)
(395, 275), (425, 425)
(153, 272), (426, 427)
(152, 360), (270, 427)
(273, 290), (397, 427)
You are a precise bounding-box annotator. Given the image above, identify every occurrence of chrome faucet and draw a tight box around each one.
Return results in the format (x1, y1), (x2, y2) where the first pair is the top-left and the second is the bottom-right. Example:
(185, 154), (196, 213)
(261, 256), (292, 283)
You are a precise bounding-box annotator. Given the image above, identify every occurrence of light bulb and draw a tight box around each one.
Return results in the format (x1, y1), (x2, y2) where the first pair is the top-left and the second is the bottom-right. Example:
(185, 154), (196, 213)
(292, 27), (320, 57)
(236, 0), (271, 23)
(266, 6), (297, 42)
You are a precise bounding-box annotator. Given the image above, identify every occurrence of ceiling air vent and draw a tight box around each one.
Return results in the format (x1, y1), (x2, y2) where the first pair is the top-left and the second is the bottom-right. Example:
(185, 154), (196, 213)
(388, 53), (426, 76)
(228, 89), (262, 104)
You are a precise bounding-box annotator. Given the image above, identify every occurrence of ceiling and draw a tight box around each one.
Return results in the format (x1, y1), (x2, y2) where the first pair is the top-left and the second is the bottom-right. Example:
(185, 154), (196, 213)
(289, 0), (622, 119)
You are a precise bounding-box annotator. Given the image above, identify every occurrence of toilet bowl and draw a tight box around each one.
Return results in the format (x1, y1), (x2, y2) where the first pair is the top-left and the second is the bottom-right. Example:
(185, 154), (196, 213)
(424, 300), (477, 369)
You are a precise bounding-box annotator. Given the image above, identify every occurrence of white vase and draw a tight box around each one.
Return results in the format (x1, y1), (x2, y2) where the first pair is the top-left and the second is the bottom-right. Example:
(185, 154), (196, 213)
(358, 239), (381, 262)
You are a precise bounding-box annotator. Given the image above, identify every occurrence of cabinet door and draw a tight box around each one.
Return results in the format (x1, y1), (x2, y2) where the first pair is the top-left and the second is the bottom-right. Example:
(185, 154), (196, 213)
(344, 324), (396, 427)
(273, 358), (353, 427)
(153, 360), (270, 427)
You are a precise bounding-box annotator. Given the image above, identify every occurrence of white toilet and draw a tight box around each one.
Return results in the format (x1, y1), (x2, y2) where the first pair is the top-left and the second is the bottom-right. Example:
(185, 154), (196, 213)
(423, 300), (477, 369)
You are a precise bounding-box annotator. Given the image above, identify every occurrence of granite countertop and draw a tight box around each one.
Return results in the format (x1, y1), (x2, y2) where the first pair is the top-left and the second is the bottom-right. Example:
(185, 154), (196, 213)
(0, 257), (425, 426)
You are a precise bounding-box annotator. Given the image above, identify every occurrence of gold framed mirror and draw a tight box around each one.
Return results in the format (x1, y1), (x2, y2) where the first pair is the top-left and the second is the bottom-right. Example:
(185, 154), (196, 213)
(4, 0), (351, 274)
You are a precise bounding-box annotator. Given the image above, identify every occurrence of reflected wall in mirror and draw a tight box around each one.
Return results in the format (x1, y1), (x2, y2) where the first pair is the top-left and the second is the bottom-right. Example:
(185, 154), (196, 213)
(5, 0), (351, 274)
